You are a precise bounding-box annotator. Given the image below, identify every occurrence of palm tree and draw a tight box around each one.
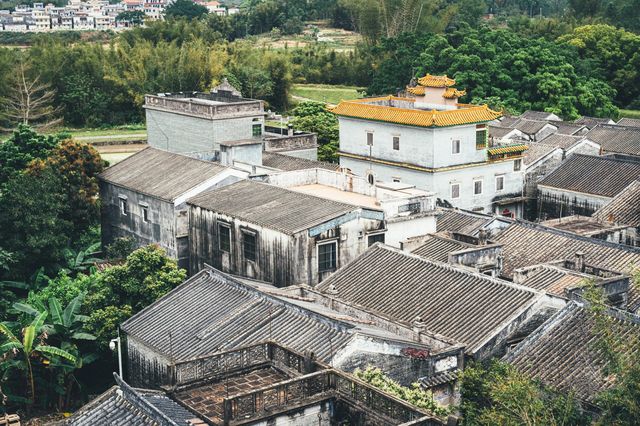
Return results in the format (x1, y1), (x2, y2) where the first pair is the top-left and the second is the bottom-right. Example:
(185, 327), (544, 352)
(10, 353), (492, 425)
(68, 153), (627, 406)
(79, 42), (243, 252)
(0, 312), (76, 406)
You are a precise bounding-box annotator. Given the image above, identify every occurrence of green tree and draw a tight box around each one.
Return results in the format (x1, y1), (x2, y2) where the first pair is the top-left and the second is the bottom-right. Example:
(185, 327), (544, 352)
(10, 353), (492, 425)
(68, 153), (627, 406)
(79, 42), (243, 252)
(116, 10), (146, 26)
(290, 101), (339, 162)
(459, 360), (588, 425)
(164, 0), (208, 20)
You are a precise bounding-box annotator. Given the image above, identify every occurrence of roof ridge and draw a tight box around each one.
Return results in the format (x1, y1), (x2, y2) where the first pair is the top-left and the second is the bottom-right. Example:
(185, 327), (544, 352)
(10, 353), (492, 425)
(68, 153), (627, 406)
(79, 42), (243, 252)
(369, 243), (540, 295)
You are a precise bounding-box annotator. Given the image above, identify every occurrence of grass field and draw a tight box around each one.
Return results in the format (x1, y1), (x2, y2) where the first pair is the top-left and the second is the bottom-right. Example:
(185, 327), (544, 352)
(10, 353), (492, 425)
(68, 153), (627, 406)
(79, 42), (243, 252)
(255, 20), (361, 51)
(291, 84), (365, 105)
(619, 109), (640, 120)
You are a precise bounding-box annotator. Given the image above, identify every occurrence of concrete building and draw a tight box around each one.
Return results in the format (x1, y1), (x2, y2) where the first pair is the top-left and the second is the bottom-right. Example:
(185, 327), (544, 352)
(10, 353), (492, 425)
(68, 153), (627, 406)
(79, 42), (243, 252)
(99, 147), (247, 269)
(262, 167), (439, 248)
(187, 179), (386, 286)
(537, 154), (640, 218)
(333, 74), (527, 217)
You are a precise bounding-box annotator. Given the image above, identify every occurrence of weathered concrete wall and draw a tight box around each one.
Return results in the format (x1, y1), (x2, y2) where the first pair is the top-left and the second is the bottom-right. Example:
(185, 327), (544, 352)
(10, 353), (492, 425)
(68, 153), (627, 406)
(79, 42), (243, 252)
(188, 206), (384, 286)
(146, 109), (262, 155)
(125, 335), (172, 388)
(100, 181), (178, 258)
(537, 186), (612, 219)
(264, 133), (318, 153)
(251, 401), (332, 425)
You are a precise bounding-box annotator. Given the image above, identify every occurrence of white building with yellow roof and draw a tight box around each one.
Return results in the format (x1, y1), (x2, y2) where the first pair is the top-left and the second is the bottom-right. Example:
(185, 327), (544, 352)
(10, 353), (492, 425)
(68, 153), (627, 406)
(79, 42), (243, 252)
(331, 74), (527, 217)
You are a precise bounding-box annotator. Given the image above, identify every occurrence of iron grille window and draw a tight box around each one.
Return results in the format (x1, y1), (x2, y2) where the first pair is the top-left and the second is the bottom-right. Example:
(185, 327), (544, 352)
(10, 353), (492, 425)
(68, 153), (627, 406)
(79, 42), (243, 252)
(219, 224), (231, 252)
(476, 129), (487, 149)
(393, 136), (400, 150)
(367, 233), (385, 246)
(243, 232), (257, 261)
(496, 175), (505, 191)
(318, 242), (337, 272)
(252, 124), (262, 137)
(451, 184), (460, 199)
(474, 180), (483, 195)
(398, 202), (421, 213)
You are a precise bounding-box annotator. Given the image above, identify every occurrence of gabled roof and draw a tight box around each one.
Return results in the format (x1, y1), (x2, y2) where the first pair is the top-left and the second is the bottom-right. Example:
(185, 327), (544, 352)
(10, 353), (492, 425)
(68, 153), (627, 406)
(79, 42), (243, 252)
(522, 143), (561, 166)
(261, 152), (337, 172)
(537, 133), (584, 150)
(553, 122), (587, 136)
(505, 302), (640, 404)
(593, 180), (640, 226)
(616, 117), (640, 128)
(330, 101), (502, 128)
(316, 244), (540, 354)
(410, 234), (471, 263)
(538, 154), (640, 198)
(584, 124), (640, 156)
(417, 74), (456, 88)
(574, 116), (615, 129)
(521, 110), (561, 121)
(436, 208), (495, 235)
(489, 125), (519, 139)
(99, 147), (228, 202)
(494, 221), (640, 278)
(187, 180), (365, 235)
(509, 118), (556, 135)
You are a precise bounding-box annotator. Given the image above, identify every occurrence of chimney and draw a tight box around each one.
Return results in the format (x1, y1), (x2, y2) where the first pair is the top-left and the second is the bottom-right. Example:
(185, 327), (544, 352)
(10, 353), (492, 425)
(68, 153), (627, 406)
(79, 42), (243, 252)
(287, 123), (294, 136)
(575, 251), (585, 272)
(478, 229), (488, 246)
(411, 315), (426, 333)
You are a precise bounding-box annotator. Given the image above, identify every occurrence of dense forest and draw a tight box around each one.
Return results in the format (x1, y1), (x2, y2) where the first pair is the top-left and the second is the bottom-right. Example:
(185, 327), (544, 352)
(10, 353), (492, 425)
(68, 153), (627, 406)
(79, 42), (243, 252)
(1, 0), (640, 421)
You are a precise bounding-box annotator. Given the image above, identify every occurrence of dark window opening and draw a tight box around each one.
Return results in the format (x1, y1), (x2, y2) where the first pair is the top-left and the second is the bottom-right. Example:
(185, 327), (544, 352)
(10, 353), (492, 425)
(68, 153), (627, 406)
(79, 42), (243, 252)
(393, 136), (400, 150)
(452, 139), (461, 154)
(243, 232), (257, 261)
(367, 132), (374, 146)
(474, 180), (483, 195)
(318, 242), (337, 272)
(141, 205), (149, 222)
(367, 233), (385, 246)
(514, 159), (522, 171)
(219, 224), (231, 252)
(119, 198), (128, 216)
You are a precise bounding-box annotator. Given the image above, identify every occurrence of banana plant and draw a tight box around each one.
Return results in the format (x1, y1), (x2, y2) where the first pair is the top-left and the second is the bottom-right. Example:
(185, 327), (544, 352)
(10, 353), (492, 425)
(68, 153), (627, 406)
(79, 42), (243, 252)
(0, 313), (76, 406)
(61, 242), (103, 275)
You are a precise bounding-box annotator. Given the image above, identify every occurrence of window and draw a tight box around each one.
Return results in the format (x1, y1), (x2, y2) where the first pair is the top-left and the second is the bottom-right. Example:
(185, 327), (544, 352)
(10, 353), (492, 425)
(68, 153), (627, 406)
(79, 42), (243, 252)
(119, 197), (128, 216)
(452, 139), (461, 154)
(393, 136), (400, 150)
(398, 202), (420, 214)
(392, 177), (401, 183)
(367, 132), (374, 146)
(242, 231), (257, 261)
(495, 175), (505, 191)
(450, 183), (460, 199)
(474, 179), (483, 195)
(476, 125), (487, 150)
(218, 224), (231, 252)
(513, 159), (522, 171)
(252, 124), (262, 137)
(318, 241), (337, 272)
(367, 233), (385, 246)
(141, 205), (149, 222)
(367, 172), (375, 185)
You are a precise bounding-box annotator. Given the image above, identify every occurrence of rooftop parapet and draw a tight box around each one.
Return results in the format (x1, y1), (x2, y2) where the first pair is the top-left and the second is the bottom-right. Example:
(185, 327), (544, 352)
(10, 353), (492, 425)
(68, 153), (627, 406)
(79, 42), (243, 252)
(144, 92), (264, 120)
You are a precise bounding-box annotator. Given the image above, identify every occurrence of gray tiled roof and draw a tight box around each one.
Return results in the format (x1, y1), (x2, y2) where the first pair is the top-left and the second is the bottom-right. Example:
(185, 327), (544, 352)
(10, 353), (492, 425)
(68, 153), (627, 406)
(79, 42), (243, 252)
(494, 222), (640, 278)
(584, 124), (640, 156)
(489, 125), (516, 139)
(593, 180), (640, 227)
(436, 208), (494, 235)
(316, 244), (540, 353)
(522, 143), (560, 166)
(509, 118), (554, 135)
(63, 387), (156, 425)
(537, 133), (584, 150)
(410, 235), (470, 263)
(261, 152), (337, 171)
(521, 110), (561, 121)
(516, 265), (589, 297)
(506, 302), (640, 403)
(553, 122), (587, 136)
(99, 147), (228, 202)
(617, 117), (640, 128)
(187, 180), (362, 234)
(122, 268), (363, 362)
(575, 116), (614, 129)
(538, 154), (640, 198)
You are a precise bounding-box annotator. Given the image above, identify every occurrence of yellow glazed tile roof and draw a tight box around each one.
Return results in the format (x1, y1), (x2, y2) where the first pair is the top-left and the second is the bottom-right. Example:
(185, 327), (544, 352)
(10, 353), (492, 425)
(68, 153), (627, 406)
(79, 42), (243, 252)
(443, 88), (467, 99)
(417, 74), (456, 88)
(407, 86), (426, 95)
(487, 144), (529, 155)
(330, 101), (502, 128)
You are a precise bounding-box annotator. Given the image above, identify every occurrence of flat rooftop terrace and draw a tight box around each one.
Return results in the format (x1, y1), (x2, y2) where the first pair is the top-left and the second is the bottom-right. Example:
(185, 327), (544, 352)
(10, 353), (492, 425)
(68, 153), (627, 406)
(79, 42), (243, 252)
(290, 183), (381, 209)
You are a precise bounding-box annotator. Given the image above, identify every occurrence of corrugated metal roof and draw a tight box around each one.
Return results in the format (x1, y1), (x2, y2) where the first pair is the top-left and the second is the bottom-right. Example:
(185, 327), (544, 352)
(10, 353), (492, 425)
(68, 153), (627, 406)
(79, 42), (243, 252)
(316, 244), (539, 354)
(585, 124), (640, 156)
(495, 222), (640, 278)
(187, 180), (362, 235)
(538, 154), (640, 198)
(261, 152), (337, 172)
(506, 302), (640, 403)
(122, 268), (369, 362)
(99, 147), (228, 202)
(593, 180), (640, 227)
